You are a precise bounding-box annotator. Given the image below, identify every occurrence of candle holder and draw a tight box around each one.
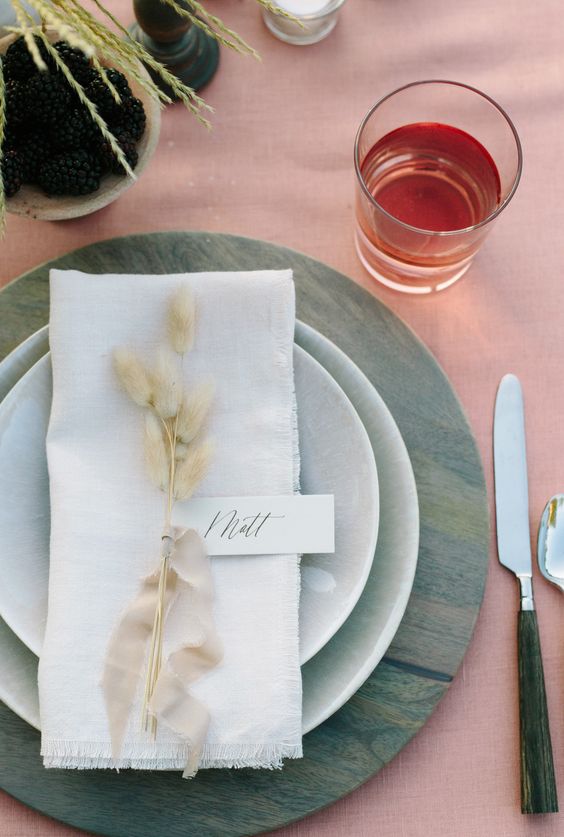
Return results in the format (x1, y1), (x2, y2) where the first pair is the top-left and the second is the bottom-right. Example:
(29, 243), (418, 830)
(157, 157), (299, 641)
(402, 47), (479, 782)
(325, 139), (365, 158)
(129, 0), (219, 96)
(263, 0), (347, 46)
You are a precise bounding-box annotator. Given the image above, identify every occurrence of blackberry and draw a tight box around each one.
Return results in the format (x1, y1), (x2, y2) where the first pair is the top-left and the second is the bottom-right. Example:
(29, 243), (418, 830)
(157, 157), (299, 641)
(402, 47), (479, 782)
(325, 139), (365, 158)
(38, 149), (101, 196)
(18, 134), (53, 182)
(112, 97), (146, 141)
(24, 72), (72, 127)
(5, 79), (28, 130)
(93, 128), (138, 175)
(1, 149), (24, 197)
(105, 69), (132, 101)
(3, 36), (53, 82)
(53, 41), (92, 86)
(77, 66), (101, 88)
(1, 124), (18, 152)
(85, 72), (124, 119)
(49, 107), (100, 151)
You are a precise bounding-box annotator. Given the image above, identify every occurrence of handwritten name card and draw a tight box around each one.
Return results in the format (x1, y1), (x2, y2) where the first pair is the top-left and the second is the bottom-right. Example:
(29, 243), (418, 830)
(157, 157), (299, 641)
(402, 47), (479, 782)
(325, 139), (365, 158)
(174, 495), (334, 555)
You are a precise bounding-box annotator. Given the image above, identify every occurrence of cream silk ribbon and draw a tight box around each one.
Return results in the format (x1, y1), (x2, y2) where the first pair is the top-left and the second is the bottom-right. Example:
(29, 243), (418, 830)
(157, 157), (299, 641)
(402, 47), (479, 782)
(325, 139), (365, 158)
(102, 528), (223, 778)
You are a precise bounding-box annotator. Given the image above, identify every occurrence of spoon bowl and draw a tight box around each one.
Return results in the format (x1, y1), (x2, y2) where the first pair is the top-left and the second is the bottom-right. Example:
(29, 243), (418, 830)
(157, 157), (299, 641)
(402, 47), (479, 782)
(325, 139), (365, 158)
(538, 494), (564, 592)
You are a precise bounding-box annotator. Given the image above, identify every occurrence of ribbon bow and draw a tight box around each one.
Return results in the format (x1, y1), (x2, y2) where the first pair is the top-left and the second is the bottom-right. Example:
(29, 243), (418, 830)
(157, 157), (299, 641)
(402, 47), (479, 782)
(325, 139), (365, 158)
(102, 528), (223, 778)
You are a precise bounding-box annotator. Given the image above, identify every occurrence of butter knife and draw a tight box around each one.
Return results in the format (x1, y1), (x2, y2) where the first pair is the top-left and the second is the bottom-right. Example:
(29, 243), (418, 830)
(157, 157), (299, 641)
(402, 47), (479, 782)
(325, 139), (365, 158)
(494, 373), (558, 814)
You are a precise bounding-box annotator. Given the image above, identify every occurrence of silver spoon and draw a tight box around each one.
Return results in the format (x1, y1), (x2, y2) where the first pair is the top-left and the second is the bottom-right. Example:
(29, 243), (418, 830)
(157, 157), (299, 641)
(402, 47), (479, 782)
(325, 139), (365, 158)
(538, 495), (564, 592)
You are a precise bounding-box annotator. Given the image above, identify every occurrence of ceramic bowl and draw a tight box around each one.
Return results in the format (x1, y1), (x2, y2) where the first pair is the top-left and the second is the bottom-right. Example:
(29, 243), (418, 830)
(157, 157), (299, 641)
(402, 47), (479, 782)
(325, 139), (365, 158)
(0, 29), (161, 220)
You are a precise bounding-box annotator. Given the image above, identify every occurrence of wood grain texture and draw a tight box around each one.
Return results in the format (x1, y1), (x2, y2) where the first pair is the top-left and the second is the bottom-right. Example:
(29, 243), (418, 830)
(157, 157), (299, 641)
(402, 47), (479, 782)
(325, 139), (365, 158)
(0, 232), (489, 836)
(518, 610), (558, 814)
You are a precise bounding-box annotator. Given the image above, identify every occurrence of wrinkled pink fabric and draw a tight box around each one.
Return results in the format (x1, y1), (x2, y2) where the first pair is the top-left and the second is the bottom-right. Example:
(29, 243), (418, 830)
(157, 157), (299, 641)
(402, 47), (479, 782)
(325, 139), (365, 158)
(3, 0), (564, 834)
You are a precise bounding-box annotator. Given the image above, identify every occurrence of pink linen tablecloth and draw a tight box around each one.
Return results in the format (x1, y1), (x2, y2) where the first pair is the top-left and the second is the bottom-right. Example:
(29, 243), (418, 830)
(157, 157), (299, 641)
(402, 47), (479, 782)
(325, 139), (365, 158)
(2, 0), (564, 834)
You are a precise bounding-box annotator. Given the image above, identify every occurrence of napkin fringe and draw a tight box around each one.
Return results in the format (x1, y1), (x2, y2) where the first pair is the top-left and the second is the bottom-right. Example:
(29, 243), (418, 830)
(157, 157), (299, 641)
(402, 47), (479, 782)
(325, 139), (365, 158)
(42, 739), (303, 771)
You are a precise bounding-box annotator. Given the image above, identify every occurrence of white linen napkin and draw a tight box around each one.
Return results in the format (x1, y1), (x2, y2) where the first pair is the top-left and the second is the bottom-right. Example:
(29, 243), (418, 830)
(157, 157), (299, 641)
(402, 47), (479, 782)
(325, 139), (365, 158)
(39, 268), (302, 771)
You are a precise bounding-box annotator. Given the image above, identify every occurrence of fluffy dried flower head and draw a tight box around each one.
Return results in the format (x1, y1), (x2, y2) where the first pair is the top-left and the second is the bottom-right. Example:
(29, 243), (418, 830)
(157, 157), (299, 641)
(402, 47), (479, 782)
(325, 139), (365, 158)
(175, 441), (189, 461)
(152, 347), (182, 419)
(113, 348), (153, 407)
(176, 381), (214, 444)
(173, 440), (213, 501)
(143, 412), (170, 490)
(168, 286), (195, 355)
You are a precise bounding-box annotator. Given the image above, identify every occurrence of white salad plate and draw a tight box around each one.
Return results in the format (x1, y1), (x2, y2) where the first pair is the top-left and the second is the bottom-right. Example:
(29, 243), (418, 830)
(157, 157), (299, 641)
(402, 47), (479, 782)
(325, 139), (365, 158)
(0, 335), (379, 666)
(0, 323), (418, 735)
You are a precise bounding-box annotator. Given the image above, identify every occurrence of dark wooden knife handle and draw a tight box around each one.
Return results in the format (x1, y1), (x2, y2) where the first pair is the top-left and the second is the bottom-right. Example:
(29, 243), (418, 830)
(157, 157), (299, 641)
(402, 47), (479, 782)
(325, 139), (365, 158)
(518, 610), (558, 814)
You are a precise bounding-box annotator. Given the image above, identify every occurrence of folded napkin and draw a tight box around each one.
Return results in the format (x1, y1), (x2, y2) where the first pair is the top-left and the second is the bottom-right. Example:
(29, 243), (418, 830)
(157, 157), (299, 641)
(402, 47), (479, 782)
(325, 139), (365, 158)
(39, 268), (302, 771)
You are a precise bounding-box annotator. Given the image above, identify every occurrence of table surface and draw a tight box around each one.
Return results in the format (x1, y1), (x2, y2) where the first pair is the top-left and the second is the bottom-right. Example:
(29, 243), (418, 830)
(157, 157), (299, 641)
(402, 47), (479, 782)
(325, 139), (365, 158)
(1, 0), (563, 835)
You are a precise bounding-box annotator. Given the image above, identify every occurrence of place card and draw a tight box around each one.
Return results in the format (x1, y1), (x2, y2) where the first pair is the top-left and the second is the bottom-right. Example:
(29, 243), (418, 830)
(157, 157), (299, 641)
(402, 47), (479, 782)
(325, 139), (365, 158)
(174, 495), (334, 556)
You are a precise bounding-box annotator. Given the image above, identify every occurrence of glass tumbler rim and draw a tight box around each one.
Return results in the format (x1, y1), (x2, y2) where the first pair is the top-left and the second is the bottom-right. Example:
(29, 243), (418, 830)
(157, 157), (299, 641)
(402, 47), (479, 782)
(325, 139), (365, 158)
(353, 79), (523, 238)
(273, 0), (346, 22)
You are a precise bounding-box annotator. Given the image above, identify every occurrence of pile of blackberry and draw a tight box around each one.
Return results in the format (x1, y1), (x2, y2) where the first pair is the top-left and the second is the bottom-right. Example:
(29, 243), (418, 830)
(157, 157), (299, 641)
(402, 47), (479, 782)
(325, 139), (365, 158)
(1, 36), (146, 198)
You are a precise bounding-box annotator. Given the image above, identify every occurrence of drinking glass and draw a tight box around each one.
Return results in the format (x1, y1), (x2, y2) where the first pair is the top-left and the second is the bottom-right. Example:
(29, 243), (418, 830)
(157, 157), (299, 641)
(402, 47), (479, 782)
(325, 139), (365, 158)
(354, 81), (522, 293)
(263, 0), (347, 46)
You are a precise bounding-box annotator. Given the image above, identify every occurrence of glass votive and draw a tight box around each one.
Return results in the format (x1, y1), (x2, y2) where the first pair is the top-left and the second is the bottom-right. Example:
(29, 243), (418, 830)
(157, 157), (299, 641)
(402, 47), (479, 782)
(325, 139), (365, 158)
(354, 81), (522, 294)
(263, 0), (347, 46)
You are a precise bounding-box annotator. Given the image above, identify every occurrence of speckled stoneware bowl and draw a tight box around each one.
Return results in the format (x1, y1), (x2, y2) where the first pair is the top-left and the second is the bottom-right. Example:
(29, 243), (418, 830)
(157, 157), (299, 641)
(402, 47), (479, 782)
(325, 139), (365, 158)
(0, 28), (161, 221)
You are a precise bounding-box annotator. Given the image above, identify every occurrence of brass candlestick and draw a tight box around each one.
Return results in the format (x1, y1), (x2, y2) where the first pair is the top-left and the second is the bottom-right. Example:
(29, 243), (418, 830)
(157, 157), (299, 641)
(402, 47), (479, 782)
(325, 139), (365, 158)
(129, 0), (219, 97)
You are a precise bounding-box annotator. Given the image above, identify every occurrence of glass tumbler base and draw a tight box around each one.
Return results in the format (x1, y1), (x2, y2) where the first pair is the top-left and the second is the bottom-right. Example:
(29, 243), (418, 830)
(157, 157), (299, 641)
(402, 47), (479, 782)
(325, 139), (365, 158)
(354, 227), (473, 294)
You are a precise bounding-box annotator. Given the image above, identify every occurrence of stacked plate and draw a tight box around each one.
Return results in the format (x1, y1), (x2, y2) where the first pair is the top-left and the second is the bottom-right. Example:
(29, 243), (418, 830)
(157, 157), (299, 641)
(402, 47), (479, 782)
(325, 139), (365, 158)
(0, 318), (419, 736)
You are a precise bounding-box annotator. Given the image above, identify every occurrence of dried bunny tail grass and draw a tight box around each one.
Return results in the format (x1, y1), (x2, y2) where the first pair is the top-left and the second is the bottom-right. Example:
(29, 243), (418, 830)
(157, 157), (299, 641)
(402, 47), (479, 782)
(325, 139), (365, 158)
(143, 412), (170, 490)
(177, 382), (214, 445)
(173, 440), (214, 501)
(0, 61), (5, 237)
(174, 441), (189, 461)
(168, 286), (195, 355)
(35, 31), (135, 177)
(113, 347), (154, 407)
(152, 347), (182, 419)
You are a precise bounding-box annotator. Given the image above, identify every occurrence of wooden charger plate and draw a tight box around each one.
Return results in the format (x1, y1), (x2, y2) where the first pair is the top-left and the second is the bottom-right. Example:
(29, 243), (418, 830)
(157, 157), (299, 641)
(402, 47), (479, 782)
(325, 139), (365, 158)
(0, 232), (489, 836)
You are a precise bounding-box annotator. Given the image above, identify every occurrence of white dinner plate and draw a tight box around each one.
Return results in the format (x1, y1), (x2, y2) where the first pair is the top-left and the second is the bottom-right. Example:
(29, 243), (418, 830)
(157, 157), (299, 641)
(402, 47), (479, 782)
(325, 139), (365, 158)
(0, 326), (47, 402)
(0, 338), (379, 666)
(0, 322), (418, 734)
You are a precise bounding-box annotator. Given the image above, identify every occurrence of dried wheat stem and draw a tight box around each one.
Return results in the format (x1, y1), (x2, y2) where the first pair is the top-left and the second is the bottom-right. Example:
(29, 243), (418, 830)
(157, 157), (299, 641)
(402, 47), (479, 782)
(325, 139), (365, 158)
(255, 0), (301, 22)
(11, 0), (47, 69)
(35, 31), (135, 177)
(158, 0), (259, 58)
(23, 0), (93, 54)
(55, 0), (171, 107)
(79, 0), (170, 106)
(84, 0), (212, 124)
(92, 56), (121, 104)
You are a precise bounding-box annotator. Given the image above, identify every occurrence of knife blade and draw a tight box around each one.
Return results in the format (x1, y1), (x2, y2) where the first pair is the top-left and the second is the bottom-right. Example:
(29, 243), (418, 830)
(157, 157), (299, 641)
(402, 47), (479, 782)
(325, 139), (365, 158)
(493, 373), (558, 814)
(494, 374), (533, 583)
